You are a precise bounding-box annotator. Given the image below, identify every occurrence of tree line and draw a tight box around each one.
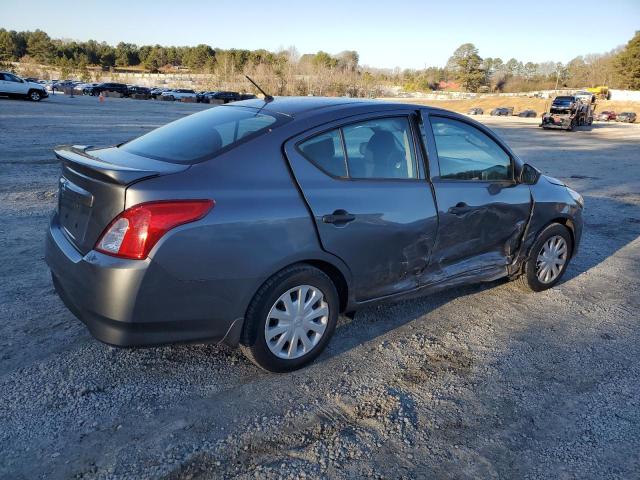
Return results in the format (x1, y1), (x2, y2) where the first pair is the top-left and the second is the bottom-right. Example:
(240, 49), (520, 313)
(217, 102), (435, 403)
(1, 28), (638, 94)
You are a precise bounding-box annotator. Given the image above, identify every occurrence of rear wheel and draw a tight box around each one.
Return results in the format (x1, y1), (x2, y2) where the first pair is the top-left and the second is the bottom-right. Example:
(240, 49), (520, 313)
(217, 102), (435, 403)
(240, 265), (339, 372)
(518, 223), (572, 292)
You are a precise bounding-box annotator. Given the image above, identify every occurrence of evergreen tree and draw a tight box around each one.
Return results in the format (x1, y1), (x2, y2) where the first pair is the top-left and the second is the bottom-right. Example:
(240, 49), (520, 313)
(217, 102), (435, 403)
(615, 31), (640, 89)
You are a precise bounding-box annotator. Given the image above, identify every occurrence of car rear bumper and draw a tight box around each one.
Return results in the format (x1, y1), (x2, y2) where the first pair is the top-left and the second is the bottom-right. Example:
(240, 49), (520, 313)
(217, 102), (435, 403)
(45, 217), (241, 347)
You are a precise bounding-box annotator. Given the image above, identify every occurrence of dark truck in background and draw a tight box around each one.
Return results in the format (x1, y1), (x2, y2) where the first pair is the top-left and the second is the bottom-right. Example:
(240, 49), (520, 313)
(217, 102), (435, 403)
(540, 95), (594, 131)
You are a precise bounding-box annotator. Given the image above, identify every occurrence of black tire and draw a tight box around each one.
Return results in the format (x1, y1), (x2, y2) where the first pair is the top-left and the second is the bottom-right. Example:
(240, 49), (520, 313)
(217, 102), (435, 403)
(517, 223), (573, 292)
(28, 90), (42, 101)
(240, 264), (339, 372)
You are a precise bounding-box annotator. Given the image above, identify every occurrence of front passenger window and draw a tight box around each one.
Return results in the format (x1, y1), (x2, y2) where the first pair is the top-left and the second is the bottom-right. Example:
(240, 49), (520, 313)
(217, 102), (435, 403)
(431, 117), (512, 181)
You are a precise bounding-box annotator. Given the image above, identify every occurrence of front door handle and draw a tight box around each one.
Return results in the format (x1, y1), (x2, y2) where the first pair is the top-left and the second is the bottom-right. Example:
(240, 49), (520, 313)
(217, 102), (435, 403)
(322, 210), (356, 225)
(448, 202), (473, 215)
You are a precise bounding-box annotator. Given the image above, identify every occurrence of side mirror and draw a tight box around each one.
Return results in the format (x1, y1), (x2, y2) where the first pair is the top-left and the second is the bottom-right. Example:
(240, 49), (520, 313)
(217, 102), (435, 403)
(520, 163), (540, 185)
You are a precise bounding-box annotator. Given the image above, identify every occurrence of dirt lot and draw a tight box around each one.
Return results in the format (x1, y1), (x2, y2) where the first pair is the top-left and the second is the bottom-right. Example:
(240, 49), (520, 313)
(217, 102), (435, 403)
(383, 96), (639, 117)
(1, 95), (639, 480)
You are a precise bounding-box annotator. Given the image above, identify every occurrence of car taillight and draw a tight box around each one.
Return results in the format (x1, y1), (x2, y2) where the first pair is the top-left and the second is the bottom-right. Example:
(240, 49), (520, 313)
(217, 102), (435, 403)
(95, 200), (214, 259)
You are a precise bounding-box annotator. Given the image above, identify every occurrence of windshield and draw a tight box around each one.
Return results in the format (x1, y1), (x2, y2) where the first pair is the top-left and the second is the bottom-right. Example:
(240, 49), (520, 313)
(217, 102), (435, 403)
(121, 106), (285, 164)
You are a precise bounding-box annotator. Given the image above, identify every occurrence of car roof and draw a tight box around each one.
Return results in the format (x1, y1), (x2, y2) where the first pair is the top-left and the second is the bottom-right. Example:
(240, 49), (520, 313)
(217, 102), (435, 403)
(234, 96), (385, 117)
(227, 96), (484, 125)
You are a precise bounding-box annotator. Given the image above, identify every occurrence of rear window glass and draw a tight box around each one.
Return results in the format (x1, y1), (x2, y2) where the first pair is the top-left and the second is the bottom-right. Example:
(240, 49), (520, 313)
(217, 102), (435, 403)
(121, 106), (283, 164)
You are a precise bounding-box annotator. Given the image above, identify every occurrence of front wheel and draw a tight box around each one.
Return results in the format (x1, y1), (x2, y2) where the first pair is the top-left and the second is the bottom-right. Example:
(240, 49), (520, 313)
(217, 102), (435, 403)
(518, 223), (573, 292)
(240, 265), (339, 372)
(28, 90), (42, 101)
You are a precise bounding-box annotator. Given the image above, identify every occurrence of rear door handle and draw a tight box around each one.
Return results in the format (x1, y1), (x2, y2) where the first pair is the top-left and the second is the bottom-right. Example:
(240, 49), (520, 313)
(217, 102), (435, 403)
(448, 202), (473, 215)
(322, 210), (356, 225)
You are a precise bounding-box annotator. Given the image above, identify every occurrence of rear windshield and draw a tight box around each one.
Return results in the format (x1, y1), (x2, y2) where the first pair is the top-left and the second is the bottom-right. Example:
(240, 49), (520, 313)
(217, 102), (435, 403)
(121, 106), (284, 164)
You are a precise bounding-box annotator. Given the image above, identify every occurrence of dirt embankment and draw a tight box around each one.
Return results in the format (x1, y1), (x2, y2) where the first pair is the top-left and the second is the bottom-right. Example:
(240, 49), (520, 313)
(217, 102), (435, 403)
(381, 97), (639, 116)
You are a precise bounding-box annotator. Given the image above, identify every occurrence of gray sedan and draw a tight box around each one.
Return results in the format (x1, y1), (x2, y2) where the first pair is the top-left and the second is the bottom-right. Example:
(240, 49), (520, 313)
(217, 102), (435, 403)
(46, 97), (583, 371)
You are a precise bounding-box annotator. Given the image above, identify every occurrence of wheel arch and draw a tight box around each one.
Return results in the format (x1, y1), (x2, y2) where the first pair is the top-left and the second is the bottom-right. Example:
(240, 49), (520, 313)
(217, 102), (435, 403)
(223, 256), (352, 348)
(527, 217), (575, 259)
(303, 259), (350, 313)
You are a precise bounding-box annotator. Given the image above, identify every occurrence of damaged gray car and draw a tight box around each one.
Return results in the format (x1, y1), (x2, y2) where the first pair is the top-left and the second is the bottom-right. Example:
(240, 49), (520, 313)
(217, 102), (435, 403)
(46, 97), (583, 372)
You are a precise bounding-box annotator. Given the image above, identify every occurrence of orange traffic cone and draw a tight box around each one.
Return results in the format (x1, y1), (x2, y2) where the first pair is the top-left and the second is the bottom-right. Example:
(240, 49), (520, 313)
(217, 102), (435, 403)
(99, 93), (105, 103)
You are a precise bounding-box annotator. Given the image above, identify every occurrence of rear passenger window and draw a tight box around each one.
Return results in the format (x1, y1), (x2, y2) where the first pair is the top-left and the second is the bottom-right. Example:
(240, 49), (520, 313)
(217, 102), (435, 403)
(430, 117), (512, 181)
(342, 118), (416, 179)
(298, 117), (417, 180)
(298, 130), (347, 178)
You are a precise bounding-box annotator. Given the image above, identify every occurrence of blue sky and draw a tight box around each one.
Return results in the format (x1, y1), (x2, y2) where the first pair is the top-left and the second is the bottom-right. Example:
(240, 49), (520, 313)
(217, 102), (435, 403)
(2, 0), (638, 69)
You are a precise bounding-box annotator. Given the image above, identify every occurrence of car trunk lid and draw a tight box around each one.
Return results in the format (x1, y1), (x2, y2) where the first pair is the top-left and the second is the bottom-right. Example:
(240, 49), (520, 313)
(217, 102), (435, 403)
(54, 145), (188, 254)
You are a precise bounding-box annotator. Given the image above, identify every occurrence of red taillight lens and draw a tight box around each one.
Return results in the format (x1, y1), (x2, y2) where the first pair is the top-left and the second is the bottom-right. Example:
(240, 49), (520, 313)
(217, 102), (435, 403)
(95, 200), (214, 260)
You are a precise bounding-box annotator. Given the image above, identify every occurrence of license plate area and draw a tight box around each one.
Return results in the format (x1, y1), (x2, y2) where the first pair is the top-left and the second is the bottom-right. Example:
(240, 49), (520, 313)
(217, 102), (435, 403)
(58, 177), (94, 243)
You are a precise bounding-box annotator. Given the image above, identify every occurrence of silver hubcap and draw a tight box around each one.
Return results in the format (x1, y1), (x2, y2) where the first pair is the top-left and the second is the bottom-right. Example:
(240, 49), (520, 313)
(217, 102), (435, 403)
(265, 285), (329, 360)
(31, 92), (39, 100)
(536, 235), (568, 284)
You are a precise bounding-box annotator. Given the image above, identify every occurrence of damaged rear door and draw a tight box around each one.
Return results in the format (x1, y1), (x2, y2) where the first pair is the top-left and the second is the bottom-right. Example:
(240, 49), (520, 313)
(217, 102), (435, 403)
(284, 112), (438, 302)
(419, 112), (532, 281)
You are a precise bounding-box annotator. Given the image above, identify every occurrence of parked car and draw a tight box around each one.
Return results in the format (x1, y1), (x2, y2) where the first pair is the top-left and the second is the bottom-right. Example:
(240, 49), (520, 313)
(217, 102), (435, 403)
(597, 111), (616, 121)
(467, 107), (483, 115)
(150, 88), (170, 99)
(161, 89), (197, 100)
(239, 93), (257, 101)
(128, 86), (151, 96)
(78, 82), (99, 92)
(84, 82), (129, 96)
(55, 80), (83, 92)
(44, 80), (59, 92)
(0, 71), (49, 101)
(616, 112), (636, 123)
(46, 97), (583, 372)
(518, 110), (537, 118)
(490, 107), (513, 116)
(203, 91), (241, 103)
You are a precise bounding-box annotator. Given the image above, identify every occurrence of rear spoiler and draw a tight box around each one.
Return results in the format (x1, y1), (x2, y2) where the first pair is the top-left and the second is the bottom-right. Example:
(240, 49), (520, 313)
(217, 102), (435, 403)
(54, 145), (187, 185)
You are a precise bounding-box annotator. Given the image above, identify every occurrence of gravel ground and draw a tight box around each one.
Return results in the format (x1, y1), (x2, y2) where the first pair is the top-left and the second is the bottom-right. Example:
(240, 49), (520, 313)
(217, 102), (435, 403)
(1, 95), (639, 480)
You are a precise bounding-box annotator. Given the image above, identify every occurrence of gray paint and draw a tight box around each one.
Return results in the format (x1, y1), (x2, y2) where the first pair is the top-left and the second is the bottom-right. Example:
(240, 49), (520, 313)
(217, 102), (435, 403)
(45, 97), (583, 348)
